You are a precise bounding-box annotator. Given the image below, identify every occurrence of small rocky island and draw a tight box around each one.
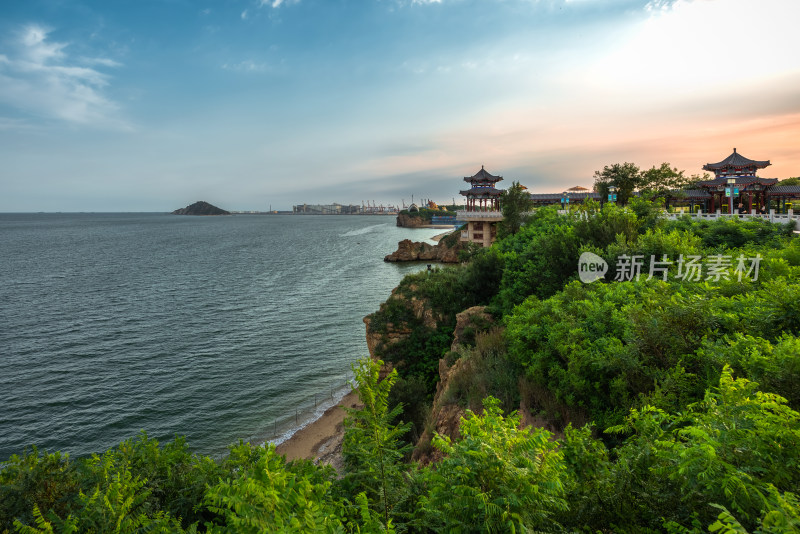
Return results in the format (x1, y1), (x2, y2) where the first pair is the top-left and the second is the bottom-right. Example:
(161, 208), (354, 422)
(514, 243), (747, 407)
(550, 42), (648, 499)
(172, 201), (230, 216)
(384, 232), (465, 263)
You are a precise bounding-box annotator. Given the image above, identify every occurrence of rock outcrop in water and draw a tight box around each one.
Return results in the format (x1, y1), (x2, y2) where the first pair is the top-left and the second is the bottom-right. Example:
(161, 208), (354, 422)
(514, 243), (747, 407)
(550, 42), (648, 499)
(172, 201), (230, 216)
(396, 212), (426, 227)
(384, 234), (464, 263)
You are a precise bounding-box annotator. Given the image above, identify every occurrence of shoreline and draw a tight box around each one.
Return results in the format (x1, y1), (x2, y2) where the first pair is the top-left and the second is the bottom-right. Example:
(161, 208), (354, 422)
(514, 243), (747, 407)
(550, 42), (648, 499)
(430, 229), (456, 242)
(275, 389), (362, 470)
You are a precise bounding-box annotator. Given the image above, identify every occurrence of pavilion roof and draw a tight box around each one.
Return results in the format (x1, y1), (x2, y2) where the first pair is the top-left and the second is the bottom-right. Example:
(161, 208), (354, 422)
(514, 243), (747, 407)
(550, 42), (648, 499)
(528, 192), (600, 200)
(680, 189), (712, 198)
(464, 165), (503, 183)
(768, 185), (800, 195)
(460, 187), (503, 197)
(696, 176), (778, 188)
(702, 148), (771, 172)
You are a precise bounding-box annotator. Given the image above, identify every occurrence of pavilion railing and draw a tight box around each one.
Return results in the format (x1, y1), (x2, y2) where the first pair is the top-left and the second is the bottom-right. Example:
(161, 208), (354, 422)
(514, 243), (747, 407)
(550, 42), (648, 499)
(456, 210), (504, 219)
(663, 210), (799, 230)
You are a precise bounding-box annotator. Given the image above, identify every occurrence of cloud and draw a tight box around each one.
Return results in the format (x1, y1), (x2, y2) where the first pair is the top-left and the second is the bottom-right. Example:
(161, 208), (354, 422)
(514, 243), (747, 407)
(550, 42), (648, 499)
(584, 0), (799, 95)
(261, 0), (300, 8)
(221, 60), (269, 72)
(241, 9), (249, 19)
(0, 25), (127, 128)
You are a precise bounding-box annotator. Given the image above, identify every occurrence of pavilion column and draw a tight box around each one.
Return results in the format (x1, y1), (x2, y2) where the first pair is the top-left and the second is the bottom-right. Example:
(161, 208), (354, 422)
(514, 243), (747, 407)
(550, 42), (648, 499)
(748, 192), (753, 212)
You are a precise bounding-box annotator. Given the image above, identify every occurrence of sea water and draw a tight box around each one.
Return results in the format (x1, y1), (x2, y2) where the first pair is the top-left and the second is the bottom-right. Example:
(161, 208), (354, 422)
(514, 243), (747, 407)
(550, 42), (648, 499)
(0, 213), (443, 459)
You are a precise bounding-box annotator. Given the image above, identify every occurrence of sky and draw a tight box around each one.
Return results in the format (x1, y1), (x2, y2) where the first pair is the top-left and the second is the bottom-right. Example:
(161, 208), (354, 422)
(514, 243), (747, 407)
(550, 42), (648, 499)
(1, 0), (798, 212)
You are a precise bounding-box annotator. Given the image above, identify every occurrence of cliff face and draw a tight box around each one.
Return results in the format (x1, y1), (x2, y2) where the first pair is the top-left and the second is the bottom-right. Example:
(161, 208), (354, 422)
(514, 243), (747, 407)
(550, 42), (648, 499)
(365, 296), (559, 465)
(384, 236), (464, 263)
(172, 201), (230, 215)
(396, 212), (426, 227)
(410, 306), (492, 464)
(364, 298), (493, 463)
(364, 284), (440, 360)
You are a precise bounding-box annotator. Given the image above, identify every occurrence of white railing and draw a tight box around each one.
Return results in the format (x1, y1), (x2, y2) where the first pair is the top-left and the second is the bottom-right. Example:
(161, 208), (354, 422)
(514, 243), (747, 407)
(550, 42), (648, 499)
(663, 210), (800, 230)
(457, 210), (504, 219)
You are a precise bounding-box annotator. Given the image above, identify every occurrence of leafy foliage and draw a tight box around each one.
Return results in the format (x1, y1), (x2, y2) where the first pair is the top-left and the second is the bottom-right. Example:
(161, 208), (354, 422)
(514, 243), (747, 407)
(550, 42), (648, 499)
(593, 161), (641, 205)
(342, 359), (410, 529)
(498, 180), (533, 237)
(419, 397), (567, 532)
(204, 444), (343, 534)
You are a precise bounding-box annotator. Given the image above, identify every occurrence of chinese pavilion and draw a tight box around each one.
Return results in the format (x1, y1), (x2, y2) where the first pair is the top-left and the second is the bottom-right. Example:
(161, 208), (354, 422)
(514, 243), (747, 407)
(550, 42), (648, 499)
(458, 166), (505, 247)
(460, 165), (503, 211)
(696, 148), (776, 213)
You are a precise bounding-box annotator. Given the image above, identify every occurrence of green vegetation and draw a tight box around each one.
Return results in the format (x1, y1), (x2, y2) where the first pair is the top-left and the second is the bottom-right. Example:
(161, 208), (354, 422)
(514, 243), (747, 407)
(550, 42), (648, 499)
(498, 181), (533, 237)
(592, 161), (709, 205)
(4, 199), (800, 533)
(398, 207), (457, 222)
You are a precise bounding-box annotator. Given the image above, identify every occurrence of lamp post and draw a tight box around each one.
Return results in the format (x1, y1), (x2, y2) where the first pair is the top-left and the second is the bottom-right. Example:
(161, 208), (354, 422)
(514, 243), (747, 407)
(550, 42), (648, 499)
(727, 177), (736, 214)
(608, 186), (617, 204)
(751, 183), (762, 214)
(561, 191), (570, 210)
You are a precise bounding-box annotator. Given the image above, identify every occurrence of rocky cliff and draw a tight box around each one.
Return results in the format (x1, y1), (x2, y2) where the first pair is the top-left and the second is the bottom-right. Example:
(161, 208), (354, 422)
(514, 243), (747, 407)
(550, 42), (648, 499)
(365, 295), (561, 465)
(364, 283), (441, 364)
(172, 201), (230, 215)
(396, 212), (426, 227)
(384, 234), (464, 263)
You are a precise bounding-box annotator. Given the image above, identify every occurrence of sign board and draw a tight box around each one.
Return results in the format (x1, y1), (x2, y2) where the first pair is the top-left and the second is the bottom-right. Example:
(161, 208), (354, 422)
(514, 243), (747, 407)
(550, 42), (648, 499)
(725, 187), (731, 197)
(734, 188), (740, 195)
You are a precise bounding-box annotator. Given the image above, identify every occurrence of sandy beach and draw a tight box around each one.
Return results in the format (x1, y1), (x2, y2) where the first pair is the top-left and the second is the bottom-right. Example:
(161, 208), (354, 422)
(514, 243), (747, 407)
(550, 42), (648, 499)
(275, 389), (362, 471)
(430, 229), (456, 242)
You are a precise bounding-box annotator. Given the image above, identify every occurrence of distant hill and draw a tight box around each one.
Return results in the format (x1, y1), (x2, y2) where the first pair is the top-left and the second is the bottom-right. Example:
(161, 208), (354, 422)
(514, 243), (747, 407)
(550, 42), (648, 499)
(172, 201), (230, 216)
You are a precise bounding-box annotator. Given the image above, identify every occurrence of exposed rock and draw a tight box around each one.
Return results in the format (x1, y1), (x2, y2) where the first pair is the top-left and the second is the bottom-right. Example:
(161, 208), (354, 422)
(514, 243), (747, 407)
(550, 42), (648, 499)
(172, 201), (230, 216)
(412, 356), (468, 464)
(451, 306), (494, 351)
(384, 236), (464, 263)
(396, 212), (426, 227)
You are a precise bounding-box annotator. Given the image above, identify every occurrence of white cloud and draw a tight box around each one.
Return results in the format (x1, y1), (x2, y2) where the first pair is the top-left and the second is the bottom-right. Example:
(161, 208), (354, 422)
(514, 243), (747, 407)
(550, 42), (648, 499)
(261, 0), (300, 8)
(241, 9), (249, 19)
(0, 25), (127, 128)
(585, 0), (800, 95)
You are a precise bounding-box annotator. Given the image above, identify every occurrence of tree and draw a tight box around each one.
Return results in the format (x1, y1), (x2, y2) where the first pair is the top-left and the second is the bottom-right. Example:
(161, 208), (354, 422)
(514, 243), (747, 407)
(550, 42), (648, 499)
(639, 162), (691, 198)
(498, 181), (533, 237)
(342, 358), (410, 528)
(204, 444), (344, 533)
(419, 397), (568, 532)
(593, 162), (641, 206)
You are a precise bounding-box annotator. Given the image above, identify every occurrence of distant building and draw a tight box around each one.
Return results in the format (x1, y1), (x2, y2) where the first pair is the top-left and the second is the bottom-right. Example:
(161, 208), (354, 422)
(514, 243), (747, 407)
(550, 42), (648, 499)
(293, 203), (361, 214)
(457, 166), (505, 247)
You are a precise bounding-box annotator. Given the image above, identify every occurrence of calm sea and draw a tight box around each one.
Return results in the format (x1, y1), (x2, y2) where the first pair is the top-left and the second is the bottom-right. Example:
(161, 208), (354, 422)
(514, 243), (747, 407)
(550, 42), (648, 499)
(0, 213), (442, 460)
